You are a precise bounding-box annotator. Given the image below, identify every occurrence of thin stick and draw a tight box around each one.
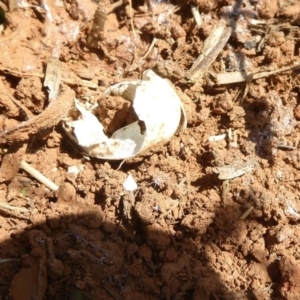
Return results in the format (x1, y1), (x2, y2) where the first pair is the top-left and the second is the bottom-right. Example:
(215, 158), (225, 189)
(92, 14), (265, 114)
(239, 205), (254, 220)
(215, 62), (300, 85)
(20, 160), (59, 191)
(277, 144), (296, 150)
(116, 159), (126, 170)
(0, 201), (29, 212)
(128, 0), (137, 40)
(191, 5), (201, 26)
(140, 37), (157, 61)
(0, 65), (98, 89)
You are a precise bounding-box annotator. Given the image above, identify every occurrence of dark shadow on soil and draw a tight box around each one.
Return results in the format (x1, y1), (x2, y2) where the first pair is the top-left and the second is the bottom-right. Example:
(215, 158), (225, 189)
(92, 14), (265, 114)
(0, 193), (284, 300)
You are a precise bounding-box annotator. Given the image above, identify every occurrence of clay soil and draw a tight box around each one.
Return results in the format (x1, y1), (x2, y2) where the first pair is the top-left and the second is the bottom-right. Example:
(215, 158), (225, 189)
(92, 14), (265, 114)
(0, 0), (300, 299)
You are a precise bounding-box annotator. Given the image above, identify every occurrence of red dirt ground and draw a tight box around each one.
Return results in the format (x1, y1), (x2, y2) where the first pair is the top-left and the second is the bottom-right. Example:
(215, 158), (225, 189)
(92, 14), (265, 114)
(0, 0), (300, 299)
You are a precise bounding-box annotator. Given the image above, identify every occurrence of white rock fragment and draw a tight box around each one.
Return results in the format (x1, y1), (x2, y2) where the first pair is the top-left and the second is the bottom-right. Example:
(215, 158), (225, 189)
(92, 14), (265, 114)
(123, 174), (138, 191)
(67, 165), (83, 179)
(208, 134), (226, 142)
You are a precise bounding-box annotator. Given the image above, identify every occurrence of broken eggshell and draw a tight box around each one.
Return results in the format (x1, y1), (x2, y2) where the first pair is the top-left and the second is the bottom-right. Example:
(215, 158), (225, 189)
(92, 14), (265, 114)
(64, 70), (187, 160)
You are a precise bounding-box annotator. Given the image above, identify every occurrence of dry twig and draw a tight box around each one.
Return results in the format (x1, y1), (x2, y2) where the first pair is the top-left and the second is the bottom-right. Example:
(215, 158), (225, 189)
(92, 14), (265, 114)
(0, 84), (75, 143)
(215, 62), (300, 85)
(0, 201), (29, 212)
(0, 65), (98, 89)
(20, 160), (59, 191)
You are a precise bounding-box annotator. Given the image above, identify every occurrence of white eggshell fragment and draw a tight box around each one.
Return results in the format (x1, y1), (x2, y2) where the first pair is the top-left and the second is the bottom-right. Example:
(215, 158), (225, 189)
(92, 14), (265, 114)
(64, 70), (186, 160)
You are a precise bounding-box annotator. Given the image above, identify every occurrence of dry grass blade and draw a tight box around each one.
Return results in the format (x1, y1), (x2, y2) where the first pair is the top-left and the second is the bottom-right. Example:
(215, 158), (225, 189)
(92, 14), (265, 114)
(186, 22), (233, 81)
(215, 62), (300, 85)
(128, 0), (136, 40)
(44, 57), (62, 101)
(191, 5), (201, 26)
(0, 201), (29, 212)
(239, 205), (254, 220)
(140, 37), (157, 61)
(0, 65), (98, 89)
